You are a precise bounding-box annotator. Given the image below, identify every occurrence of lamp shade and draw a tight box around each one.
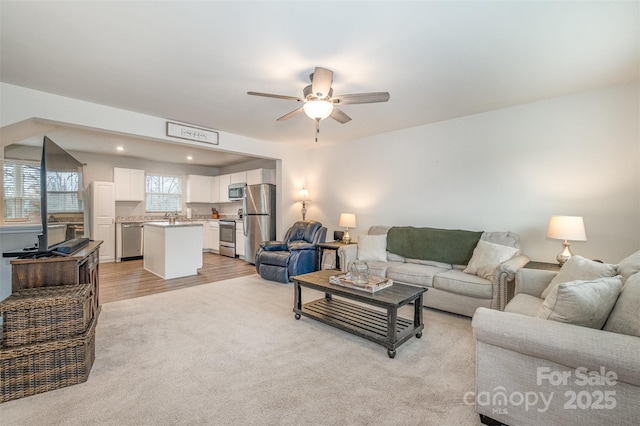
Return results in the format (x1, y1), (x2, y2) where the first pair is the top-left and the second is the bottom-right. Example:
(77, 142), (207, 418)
(338, 213), (356, 228)
(303, 100), (334, 120)
(547, 215), (587, 241)
(298, 188), (309, 201)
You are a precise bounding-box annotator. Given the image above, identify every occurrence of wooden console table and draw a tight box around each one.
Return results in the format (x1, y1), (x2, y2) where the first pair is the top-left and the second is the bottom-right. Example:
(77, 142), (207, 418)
(10, 241), (103, 319)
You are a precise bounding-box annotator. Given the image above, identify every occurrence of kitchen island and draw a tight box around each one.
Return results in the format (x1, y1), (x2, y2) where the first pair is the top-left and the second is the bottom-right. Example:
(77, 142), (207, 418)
(143, 222), (203, 279)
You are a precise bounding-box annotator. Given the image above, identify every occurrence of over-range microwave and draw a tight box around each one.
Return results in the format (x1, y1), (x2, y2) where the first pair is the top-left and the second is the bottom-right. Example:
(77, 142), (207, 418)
(228, 183), (245, 201)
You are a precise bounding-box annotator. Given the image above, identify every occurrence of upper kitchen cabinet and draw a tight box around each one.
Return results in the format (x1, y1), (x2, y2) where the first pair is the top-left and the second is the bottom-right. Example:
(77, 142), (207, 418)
(114, 167), (145, 201)
(218, 174), (231, 203)
(230, 172), (246, 184)
(186, 174), (213, 203)
(246, 169), (275, 185)
(210, 176), (220, 203)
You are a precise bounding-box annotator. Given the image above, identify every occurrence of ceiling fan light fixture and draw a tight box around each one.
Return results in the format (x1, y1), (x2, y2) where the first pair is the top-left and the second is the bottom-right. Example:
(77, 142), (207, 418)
(303, 100), (333, 120)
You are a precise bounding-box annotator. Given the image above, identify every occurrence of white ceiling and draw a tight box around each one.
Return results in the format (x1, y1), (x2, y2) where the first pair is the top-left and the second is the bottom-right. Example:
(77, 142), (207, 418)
(1, 1), (638, 164)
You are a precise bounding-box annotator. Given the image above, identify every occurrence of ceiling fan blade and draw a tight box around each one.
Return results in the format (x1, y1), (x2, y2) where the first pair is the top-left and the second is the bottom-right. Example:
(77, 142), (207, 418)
(310, 67), (333, 98)
(333, 92), (390, 105)
(330, 107), (351, 124)
(247, 91), (302, 102)
(276, 107), (304, 121)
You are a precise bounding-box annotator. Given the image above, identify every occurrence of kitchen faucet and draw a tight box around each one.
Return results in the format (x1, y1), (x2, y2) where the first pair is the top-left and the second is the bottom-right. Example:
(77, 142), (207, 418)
(164, 211), (178, 224)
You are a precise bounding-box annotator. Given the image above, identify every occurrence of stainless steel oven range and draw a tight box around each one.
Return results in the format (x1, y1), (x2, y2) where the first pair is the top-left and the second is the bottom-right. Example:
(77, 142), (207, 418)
(219, 220), (236, 258)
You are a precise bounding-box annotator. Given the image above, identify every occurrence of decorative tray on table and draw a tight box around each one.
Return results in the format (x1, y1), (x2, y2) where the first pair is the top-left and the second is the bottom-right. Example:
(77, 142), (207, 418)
(329, 273), (393, 293)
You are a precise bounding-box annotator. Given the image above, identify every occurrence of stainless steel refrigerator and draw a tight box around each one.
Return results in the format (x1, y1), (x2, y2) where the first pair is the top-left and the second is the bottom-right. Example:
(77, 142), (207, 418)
(243, 183), (276, 264)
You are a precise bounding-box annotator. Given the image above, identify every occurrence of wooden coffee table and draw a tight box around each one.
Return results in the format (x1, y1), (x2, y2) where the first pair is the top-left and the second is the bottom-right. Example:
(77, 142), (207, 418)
(292, 269), (427, 358)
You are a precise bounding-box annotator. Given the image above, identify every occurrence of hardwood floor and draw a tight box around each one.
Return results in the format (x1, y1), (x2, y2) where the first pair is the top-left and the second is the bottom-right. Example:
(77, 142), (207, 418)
(98, 253), (257, 304)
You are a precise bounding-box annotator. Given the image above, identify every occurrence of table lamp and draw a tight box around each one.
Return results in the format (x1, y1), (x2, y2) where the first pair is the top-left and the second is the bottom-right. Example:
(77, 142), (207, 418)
(298, 188), (310, 220)
(547, 215), (587, 265)
(338, 213), (356, 244)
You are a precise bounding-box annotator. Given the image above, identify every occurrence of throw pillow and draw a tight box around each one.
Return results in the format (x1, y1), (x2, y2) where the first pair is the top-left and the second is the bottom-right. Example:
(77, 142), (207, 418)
(463, 240), (519, 280)
(481, 231), (521, 254)
(603, 273), (640, 337)
(541, 255), (617, 299)
(617, 250), (640, 284)
(536, 276), (622, 329)
(357, 234), (387, 262)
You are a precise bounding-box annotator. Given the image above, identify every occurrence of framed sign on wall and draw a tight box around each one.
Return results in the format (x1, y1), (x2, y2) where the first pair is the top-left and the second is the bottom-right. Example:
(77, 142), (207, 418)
(166, 122), (219, 145)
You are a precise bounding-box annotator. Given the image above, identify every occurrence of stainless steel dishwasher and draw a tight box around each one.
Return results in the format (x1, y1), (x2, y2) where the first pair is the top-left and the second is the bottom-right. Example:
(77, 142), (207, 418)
(121, 222), (144, 260)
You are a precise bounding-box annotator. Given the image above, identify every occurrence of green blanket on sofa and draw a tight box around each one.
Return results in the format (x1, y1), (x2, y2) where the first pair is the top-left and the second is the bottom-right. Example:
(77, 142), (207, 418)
(387, 226), (483, 265)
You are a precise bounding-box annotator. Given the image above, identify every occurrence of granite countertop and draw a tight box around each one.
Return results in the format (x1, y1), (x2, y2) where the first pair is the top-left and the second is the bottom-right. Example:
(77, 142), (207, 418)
(116, 216), (240, 224)
(143, 221), (204, 228)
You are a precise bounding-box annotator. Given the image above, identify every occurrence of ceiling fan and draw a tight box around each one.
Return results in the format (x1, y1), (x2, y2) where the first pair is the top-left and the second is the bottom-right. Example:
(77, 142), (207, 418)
(248, 67), (390, 142)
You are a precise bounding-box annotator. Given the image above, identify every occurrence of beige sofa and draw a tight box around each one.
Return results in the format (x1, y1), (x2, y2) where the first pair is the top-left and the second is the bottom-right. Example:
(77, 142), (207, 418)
(472, 253), (640, 425)
(337, 225), (530, 317)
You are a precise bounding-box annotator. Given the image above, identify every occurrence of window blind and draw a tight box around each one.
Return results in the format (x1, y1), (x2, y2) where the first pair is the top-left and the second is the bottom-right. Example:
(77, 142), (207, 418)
(3, 160), (40, 221)
(146, 174), (182, 212)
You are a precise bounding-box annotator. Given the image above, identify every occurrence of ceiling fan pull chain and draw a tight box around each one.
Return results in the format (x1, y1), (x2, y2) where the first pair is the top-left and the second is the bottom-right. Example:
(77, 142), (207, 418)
(315, 118), (320, 143)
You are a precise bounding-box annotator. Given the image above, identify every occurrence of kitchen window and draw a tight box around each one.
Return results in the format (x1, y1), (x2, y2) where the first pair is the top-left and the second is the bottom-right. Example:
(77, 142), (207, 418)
(146, 174), (182, 212)
(46, 169), (83, 213)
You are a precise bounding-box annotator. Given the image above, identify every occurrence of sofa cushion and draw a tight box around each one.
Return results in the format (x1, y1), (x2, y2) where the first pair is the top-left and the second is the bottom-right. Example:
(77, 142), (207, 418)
(604, 273), (640, 337)
(357, 234), (387, 262)
(387, 252), (406, 262)
(463, 240), (519, 280)
(504, 294), (544, 317)
(541, 255), (617, 299)
(617, 250), (640, 284)
(386, 263), (448, 287)
(433, 269), (493, 299)
(386, 226), (483, 265)
(406, 258), (452, 269)
(366, 261), (405, 279)
(536, 276), (622, 329)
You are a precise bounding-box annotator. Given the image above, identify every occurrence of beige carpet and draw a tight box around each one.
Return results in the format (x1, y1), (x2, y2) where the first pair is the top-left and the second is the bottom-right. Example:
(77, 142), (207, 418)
(1, 275), (482, 425)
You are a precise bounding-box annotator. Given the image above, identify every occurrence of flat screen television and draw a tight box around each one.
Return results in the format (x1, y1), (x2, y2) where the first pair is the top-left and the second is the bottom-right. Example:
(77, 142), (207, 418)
(37, 136), (86, 253)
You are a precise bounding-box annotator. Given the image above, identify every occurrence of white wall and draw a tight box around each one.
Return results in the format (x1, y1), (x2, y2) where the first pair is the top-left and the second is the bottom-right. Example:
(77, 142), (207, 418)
(307, 83), (640, 263)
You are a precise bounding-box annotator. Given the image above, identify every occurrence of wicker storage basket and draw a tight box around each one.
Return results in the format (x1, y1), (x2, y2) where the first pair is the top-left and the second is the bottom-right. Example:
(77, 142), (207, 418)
(0, 284), (92, 347)
(0, 316), (96, 403)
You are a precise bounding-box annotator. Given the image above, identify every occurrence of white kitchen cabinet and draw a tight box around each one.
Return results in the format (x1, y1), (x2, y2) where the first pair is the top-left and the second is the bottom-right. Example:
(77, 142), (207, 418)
(206, 220), (220, 252)
(235, 221), (245, 258)
(218, 174), (230, 202)
(114, 167), (145, 201)
(186, 174), (212, 203)
(230, 171), (246, 184)
(246, 169), (275, 185)
(210, 176), (220, 203)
